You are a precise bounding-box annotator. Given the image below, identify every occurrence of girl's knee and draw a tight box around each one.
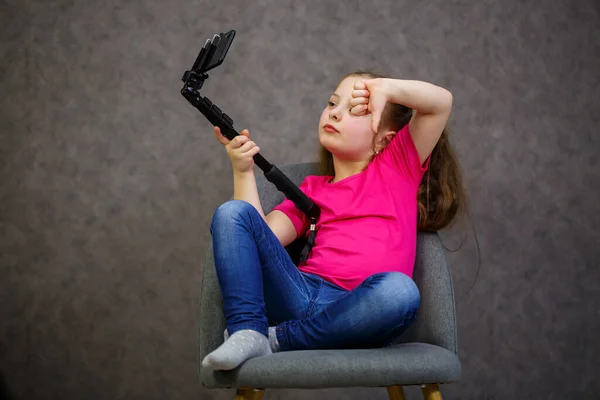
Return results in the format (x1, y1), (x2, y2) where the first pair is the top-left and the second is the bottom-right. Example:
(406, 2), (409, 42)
(211, 200), (256, 230)
(362, 272), (420, 313)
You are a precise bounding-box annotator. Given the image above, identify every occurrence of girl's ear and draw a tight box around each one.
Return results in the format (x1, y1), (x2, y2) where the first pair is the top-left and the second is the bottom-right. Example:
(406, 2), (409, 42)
(375, 129), (397, 151)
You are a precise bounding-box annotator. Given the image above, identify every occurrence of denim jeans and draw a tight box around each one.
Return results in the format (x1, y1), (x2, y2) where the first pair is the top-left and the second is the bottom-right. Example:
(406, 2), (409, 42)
(210, 200), (420, 351)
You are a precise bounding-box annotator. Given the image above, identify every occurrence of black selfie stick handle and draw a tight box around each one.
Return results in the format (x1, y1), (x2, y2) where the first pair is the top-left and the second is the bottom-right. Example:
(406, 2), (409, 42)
(180, 83), (320, 222)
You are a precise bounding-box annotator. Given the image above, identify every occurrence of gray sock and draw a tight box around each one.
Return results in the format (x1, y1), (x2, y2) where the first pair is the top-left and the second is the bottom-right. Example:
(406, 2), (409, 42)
(201, 329), (272, 370)
(224, 326), (280, 352)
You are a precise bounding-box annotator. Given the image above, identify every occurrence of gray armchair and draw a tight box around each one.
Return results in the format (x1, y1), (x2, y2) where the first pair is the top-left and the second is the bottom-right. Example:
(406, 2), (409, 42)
(198, 163), (461, 400)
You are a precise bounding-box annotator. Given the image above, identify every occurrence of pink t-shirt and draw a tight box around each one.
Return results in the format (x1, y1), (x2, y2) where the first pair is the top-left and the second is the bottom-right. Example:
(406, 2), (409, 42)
(273, 124), (430, 291)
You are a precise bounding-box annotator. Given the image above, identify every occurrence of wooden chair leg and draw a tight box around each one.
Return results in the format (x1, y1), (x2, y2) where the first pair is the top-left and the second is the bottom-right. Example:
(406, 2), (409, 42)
(235, 388), (265, 400)
(421, 384), (443, 400)
(386, 385), (406, 400)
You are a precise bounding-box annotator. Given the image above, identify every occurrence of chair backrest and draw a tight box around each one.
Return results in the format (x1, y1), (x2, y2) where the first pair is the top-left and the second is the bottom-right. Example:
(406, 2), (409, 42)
(254, 162), (458, 355)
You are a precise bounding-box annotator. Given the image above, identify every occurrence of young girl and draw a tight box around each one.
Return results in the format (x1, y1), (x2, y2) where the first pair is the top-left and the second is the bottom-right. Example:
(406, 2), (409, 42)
(202, 71), (467, 371)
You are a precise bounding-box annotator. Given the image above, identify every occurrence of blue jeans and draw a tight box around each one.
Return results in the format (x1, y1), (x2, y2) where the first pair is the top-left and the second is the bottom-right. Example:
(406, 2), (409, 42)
(210, 200), (420, 351)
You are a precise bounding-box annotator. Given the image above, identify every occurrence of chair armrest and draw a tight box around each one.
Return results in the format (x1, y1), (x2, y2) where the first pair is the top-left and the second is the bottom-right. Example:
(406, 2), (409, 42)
(395, 232), (458, 355)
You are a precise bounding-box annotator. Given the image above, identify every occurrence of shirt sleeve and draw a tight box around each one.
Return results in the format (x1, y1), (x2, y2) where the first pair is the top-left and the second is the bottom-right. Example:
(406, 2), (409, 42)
(378, 123), (430, 184)
(271, 178), (311, 237)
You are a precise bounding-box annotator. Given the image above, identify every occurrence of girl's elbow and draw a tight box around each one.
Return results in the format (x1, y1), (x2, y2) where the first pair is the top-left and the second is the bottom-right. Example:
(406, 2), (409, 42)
(443, 89), (453, 107)
(438, 89), (453, 113)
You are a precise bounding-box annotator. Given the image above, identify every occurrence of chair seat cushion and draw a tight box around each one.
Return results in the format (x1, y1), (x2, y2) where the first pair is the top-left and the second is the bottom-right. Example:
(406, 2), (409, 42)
(201, 342), (461, 389)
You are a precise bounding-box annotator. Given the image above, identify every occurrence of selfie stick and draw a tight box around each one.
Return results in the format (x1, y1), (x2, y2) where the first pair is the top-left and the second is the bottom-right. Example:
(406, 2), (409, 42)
(180, 30), (320, 263)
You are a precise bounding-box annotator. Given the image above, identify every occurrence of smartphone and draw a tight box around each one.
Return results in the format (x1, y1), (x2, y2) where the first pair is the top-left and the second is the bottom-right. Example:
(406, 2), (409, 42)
(191, 30), (236, 73)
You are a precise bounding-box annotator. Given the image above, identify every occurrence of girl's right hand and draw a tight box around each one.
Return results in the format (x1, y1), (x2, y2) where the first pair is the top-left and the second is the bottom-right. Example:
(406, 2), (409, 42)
(214, 126), (260, 174)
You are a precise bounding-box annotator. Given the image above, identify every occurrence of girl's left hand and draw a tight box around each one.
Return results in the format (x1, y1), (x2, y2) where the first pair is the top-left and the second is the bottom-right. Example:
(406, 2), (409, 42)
(350, 78), (390, 134)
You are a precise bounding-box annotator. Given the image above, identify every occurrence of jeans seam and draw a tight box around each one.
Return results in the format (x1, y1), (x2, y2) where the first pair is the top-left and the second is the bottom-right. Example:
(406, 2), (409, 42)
(258, 220), (311, 303)
(304, 278), (323, 319)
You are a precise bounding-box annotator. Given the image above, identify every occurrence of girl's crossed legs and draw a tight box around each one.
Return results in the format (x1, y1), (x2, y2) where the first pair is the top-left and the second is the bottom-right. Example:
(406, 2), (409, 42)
(203, 200), (420, 370)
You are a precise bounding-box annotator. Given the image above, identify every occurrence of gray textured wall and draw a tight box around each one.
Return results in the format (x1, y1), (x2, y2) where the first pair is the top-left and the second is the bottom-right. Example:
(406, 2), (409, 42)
(1, 1), (599, 399)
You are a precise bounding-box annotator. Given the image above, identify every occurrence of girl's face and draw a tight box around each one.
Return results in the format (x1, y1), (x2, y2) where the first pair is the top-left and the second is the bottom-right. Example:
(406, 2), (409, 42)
(318, 76), (375, 161)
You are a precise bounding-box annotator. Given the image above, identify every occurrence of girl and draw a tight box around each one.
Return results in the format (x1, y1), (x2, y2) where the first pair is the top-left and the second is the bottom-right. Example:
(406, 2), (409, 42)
(202, 71), (467, 371)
